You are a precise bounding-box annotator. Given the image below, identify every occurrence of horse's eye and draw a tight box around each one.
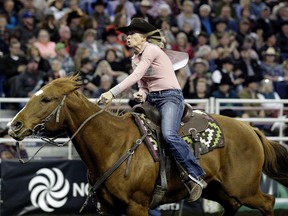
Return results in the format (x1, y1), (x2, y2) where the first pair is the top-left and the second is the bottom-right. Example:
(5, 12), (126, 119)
(41, 97), (51, 103)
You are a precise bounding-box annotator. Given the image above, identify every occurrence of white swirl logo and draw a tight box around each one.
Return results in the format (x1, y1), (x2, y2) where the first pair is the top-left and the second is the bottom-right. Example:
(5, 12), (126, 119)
(28, 168), (70, 212)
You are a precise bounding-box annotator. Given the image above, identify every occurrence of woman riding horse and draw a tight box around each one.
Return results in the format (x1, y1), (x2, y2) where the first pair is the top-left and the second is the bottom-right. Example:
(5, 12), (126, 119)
(99, 18), (207, 201)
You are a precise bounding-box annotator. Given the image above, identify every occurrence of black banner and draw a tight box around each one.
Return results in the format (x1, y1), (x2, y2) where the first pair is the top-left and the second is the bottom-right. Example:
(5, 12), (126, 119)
(1, 159), (95, 216)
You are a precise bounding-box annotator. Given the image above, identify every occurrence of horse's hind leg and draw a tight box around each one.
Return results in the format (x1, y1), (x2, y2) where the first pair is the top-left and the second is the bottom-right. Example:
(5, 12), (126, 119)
(242, 192), (275, 216)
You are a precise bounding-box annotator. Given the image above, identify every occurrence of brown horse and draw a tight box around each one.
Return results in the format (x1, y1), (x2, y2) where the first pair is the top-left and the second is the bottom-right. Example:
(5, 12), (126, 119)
(8, 76), (288, 216)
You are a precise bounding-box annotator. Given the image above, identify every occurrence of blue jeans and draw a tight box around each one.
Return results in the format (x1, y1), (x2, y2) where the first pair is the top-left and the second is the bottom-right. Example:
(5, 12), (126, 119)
(147, 89), (205, 179)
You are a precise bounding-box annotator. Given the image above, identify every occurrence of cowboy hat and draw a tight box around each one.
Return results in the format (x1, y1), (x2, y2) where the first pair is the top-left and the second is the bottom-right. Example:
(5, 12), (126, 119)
(116, 18), (159, 36)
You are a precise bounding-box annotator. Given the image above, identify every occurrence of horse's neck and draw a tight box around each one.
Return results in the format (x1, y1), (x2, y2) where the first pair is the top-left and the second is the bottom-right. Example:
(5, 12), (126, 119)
(65, 94), (129, 173)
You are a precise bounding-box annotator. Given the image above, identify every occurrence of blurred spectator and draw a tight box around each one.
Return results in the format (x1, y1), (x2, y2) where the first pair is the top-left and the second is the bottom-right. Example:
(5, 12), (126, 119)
(52, 42), (75, 73)
(18, 0), (44, 23)
(259, 32), (280, 60)
(238, 76), (265, 118)
(253, 25), (265, 52)
(176, 65), (191, 89)
(93, 74), (112, 98)
(132, 0), (155, 26)
(211, 76), (240, 118)
(183, 57), (211, 95)
(0, 14), (10, 55)
(251, 0), (268, 20)
(172, 32), (194, 60)
(241, 35), (259, 60)
(194, 44), (218, 72)
(215, 32), (240, 62)
(38, 14), (59, 42)
(234, 0), (252, 20)
(0, 128), (28, 159)
(147, 0), (165, 18)
(66, 10), (85, 43)
(154, 3), (178, 34)
(81, 16), (100, 39)
(68, 0), (85, 17)
(34, 29), (56, 59)
(78, 28), (105, 64)
(79, 0), (113, 18)
(0, 40), (27, 97)
(13, 58), (44, 98)
(114, 0), (136, 21)
(102, 28), (127, 60)
(157, 18), (175, 50)
(261, 47), (288, 98)
(0, 0), (19, 30)
(235, 18), (252, 48)
(209, 18), (228, 48)
(236, 47), (262, 83)
(276, 21), (288, 60)
(13, 11), (38, 52)
(194, 32), (209, 51)
(256, 6), (275, 40)
(212, 57), (240, 91)
(48, 58), (67, 79)
(91, 0), (111, 39)
(57, 25), (78, 57)
(104, 48), (126, 74)
(78, 57), (98, 97)
(217, 4), (238, 32)
(27, 45), (51, 73)
(177, 1), (201, 36)
(257, 78), (283, 118)
(214, 0), (237, 18)
(45, 0), (69, 22)
(198, 4), (213, 37)
(73, 46), (90, 71)
(187, 78), (210, 110)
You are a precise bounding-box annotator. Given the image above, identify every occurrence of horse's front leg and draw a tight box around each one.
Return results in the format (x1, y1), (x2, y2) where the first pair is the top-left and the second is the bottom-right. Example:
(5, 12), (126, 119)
(126, 201), (149, 216)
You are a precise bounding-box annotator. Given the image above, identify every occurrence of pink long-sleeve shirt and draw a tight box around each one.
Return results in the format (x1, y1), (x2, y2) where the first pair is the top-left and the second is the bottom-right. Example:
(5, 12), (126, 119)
(110, 42), (181, 97)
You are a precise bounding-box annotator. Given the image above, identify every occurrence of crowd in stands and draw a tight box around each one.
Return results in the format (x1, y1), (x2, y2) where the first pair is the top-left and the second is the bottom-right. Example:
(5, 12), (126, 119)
(0, 0), (288, 120)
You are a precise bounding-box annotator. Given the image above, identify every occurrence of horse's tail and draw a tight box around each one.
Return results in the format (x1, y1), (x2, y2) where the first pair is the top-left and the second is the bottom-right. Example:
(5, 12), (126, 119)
(254, 128), (288, 187)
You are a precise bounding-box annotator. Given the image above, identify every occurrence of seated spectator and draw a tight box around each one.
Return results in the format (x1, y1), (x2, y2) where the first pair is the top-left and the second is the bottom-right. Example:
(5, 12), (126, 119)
(215, 32), (240, 62)
(57, 25), (78, 57)
(0, 40), (27, 97)
(102, 28), (127, 60)
(276, 20), (288, 60)
(18, 0), (44, 23)
(132, 0), (155, 26)
(257, 79), (283, 118)
(194, 44), (218, 72)
(198, 4), (213, 37)
(172, 32), (194, 60)
(241, 35), (259, 60)
(104, 48), (126, 74)
(38, 14), (59, 42)
(48, 59), (67, 79)
(27, 45), (51, 73)
(261, 47), (288, 98)
(78, 57), (98, 97)
(45, 0), (70, 21)
(78, 28), (105, 64)
(156, 18), (175, 50)
(73, 46), (90, 71)
(13, 12), (38, 52)
(0, 128), (28, 159)
(154, 3), (178, 34)
(93, 74), (112, 98)
(0, 14), (10, 55)
(0, 0), (19, 30)
(217, 4), (238, 32)
(235, 18), (252, 49)
(211, 57), (240, 91)
(211, 76), (240, 117)
(91, 0), (111, 40)
(13, 58), (44, 99)
(238, 76), (265, 118)
(52, 42), (75, 73)
(209, 18), (228, 48)
(34, 29), (56, 60)
(177, 1), (201, 36)
(258, 32), (280, 61)
(256, 6), (275, 41)
(66, 10), (85, 44)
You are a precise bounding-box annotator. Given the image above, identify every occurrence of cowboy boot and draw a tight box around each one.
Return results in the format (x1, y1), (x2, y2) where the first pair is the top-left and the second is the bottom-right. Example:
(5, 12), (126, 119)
(187, 178), (207, 202)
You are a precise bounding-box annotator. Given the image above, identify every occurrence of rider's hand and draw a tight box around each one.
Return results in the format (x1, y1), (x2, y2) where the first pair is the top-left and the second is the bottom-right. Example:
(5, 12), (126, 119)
(99, 91), (114, 104)
(133, 91), (145, 103)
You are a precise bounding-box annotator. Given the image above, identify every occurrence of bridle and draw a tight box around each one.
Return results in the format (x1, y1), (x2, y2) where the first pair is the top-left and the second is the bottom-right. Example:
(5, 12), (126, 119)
(16, 94), (105, 163)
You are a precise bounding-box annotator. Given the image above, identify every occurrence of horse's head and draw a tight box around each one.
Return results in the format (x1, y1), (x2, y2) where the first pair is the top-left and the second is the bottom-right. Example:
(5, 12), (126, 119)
(8, 75), (82, 141)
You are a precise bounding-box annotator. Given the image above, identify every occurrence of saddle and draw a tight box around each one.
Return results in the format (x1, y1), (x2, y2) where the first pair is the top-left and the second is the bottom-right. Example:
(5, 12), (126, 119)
(133, 102), (209, 135)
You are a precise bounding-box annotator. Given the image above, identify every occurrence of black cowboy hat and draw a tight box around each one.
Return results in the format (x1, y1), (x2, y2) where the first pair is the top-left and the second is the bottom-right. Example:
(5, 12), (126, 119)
(116, 18), (159, 36)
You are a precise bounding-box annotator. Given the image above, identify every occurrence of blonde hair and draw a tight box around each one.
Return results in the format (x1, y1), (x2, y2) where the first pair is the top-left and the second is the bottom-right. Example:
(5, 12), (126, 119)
(145, 29), (166, 48)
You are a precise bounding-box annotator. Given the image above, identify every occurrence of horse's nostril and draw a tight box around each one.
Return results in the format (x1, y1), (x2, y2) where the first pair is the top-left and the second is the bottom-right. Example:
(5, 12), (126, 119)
(12, 121), (23, 131)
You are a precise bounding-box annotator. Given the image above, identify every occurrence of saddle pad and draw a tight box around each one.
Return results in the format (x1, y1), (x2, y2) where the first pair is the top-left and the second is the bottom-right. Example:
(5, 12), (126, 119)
(132, 110), (224, 162)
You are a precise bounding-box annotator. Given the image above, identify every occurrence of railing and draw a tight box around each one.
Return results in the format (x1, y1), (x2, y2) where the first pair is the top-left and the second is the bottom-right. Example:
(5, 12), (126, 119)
(0, 97), (287, 159)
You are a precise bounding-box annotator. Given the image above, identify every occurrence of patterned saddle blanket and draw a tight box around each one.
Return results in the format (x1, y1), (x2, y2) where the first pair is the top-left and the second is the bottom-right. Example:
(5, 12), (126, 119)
(132, 108), (224, 162)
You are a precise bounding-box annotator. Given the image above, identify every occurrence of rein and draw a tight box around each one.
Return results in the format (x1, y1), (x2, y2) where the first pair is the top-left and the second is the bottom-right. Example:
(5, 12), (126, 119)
(16, 95), (105, 164)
